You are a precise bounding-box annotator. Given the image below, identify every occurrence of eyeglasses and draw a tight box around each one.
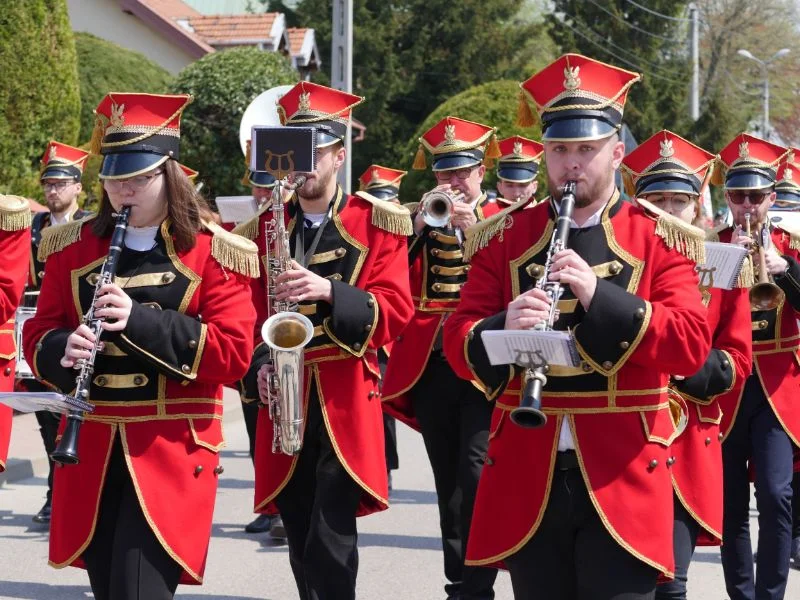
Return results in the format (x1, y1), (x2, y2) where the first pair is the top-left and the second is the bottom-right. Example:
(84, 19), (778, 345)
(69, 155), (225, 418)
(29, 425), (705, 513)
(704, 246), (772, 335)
(104, 170), (164, 192)
(42, 181), (74, 191)
(434, 167), (475, 182)
(644, 193), (694, 211)
(727, 190), (771, 205)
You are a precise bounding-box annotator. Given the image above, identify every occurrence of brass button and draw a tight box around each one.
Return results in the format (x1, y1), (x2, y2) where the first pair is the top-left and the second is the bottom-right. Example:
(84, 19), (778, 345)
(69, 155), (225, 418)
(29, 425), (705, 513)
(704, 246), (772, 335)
(464, 265), (471, 272)
(194, 465), (204, 476)
(432, 283), (442, 292)
(431, 266), (441, 274)
(609, 261), (623, 275)
(3, 367), (10, 376)
(368, 390), (376, 399)
(133, 375), (145, 386)
(213, 465), (224, 475)
(758, 320), (768, 329)
(196, 314), (203, 321)
(705, 437), (712, 446)
(666, 457), (676, 466)
(721, 359), (729, 369)
(353, 342), (362, 351)
(648, 459), (658, 469)
(364, 324), (372, 332)
(88, 273), (100, 285)
(181, 364), (191, 374)
(334, 248), (346, 257)
(634, 307), (646, 319)
(602, 360), (613, 370)
(161, 272), (176, 284)
(619, 341), (630, 350)
(35, 342), (43, 351)
(188, 340), (197, 349)
(367, 297), (375, 308)
(431, 248), (440, 257)
(37, 270), (45, 279)
(468, 330), (475, 341)
(718, 432), (724, 441)
(95, 376), (108, 387)
(429, 231), (439, 240)
(581, 362), (592, 373)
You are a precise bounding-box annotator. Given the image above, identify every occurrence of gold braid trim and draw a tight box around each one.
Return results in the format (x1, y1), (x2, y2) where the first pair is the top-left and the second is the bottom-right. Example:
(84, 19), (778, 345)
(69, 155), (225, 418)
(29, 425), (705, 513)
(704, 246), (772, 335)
(230, 214), (259, 241)
(354, 191), (413, 236)
(462, 197), (528, 262)
(37, 215), (95, 262)
(637, 198), (706, 264)
(0, 195), (32, 231)
(204, 221), (259, 278)
(737, 256), (755, 288)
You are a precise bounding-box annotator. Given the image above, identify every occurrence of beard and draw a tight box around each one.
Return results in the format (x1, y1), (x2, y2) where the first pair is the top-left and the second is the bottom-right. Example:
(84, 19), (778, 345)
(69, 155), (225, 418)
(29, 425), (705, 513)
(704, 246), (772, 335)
(548, 168), (615, 209)
(298, 166), (335, 202)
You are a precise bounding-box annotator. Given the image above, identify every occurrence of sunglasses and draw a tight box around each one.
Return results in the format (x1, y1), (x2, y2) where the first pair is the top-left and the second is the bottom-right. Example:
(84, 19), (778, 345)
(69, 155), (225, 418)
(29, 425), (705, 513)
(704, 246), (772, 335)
(727, 190), (771, 205)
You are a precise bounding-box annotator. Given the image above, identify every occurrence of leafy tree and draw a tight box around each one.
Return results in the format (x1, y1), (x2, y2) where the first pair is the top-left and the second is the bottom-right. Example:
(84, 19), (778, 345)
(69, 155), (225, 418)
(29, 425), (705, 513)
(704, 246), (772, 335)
(169, 47), (298, 197)
(400, 80), (543, 202)
(74, 33), (173, 144)
(0, 0), (80, 197)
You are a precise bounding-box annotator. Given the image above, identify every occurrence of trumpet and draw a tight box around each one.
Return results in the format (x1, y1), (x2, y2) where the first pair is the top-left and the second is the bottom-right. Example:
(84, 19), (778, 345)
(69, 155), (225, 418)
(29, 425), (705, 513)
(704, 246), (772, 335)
(745, 212), (784, 311)
(420, 190), (455, 228)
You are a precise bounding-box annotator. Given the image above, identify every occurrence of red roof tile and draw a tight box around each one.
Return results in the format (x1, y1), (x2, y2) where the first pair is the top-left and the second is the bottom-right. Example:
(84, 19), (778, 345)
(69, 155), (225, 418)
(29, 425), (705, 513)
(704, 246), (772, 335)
(188, 13), (280, 44)
(140, 0), (201, 19)
(287, 27), (307, 56)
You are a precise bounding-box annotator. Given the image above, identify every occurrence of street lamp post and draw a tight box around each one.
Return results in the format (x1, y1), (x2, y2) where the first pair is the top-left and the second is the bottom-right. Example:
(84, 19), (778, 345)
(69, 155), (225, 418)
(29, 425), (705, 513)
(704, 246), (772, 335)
(737, 48), (791, 138)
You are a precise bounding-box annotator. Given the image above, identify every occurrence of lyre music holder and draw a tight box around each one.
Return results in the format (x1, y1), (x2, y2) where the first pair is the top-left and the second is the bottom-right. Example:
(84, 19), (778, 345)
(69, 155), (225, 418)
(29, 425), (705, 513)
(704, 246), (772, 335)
(250, 126), (317, 179)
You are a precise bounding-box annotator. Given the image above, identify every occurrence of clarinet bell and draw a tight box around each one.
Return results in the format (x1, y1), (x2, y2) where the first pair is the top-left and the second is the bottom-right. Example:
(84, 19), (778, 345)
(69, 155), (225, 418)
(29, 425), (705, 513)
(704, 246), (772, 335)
(510, 405), (547, 429)
(510, 370), (548, 429)
(50, 416), (81, 465)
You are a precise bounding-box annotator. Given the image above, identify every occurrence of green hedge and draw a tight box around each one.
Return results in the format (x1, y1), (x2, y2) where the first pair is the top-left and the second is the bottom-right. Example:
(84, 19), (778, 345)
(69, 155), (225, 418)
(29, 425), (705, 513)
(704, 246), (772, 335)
(399, 80), (543, 202)
(75, 32), (173, 144)
(169, 47), (298, 197)
(0, 1), (80, 197)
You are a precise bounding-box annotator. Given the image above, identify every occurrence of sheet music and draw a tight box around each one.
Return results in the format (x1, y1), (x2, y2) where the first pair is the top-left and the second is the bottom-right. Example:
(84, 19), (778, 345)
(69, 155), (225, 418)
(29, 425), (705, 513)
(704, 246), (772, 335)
(697, 242), (748, 290)
(481, 329), (579, 367)
(0, 392), (70, 414)
(215, 196), (259, 224)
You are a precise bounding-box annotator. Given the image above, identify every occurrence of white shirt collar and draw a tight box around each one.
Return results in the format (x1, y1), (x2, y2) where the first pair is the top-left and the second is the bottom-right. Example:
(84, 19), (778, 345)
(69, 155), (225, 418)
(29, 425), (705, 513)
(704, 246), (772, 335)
(565, 202), (607, 229)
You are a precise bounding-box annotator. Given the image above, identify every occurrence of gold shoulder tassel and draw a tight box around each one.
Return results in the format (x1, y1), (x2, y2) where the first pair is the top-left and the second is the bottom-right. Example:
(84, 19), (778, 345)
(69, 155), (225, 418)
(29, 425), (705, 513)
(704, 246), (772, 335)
(0, 195), (32, 231)
(403, 201), (420, 215)
(736, 256), (755, 288)
(638, 198), (706, 264)
(463, 197), (527, 262)
(205, 221), (260, 278)
(231, 214), (260, 241)
(354, 191), (413, 236)
(89, 113), (106, 155)
(37, 216), (92, 262)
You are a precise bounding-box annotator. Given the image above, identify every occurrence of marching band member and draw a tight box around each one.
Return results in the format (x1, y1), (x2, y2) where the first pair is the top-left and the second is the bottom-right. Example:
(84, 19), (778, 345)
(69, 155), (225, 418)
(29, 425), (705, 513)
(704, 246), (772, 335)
(714, 135), (799, 600)
(357, 164), (409, 491)
(24, 141), (92, 526)
(383, 115), (503, 599)
(443, 54), (711, 599)
(622, 130), (753, 600)
(237, 81), (413, 600)
(0, 195), (32, 475)
(494, 135), (543, 208)
(22, 92), (257, 600)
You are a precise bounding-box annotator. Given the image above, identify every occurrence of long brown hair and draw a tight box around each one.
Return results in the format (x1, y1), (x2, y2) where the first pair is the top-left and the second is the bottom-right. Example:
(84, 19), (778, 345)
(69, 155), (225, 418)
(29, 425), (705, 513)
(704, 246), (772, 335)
(92, 159), (201, 252)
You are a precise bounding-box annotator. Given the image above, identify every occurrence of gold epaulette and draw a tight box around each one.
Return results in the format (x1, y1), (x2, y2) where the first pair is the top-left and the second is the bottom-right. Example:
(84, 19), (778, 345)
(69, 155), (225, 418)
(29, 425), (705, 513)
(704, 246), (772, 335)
(736, 255), (755, 288)
(462, 197), (528, 262)
(37, 215), (95, 262)
(354, 191), (413, 236)
(637, 198), (706, 264)
(775, 222), (800, 250)
(0, 195), (32, 232)
(204, 221), (260, 278)
(230, 201), (271, 241)
(402, 201), (419, 214)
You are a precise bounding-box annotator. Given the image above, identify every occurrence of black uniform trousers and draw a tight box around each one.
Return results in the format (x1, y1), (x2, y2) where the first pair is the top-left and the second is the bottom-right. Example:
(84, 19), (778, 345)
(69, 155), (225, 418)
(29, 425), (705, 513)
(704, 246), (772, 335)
(27, 379), (60, 503)
(241, 397), (259, 462)
(409, 354), (497, 600)
(378, 350), (399, 472)
(793, 471), (800, 541)
(274, 383), (363, 600)
(505, 455), (659, 600)
(721, 375), (794, 600)
(655, 495), (700, 600)
(83, 437), (182, 600)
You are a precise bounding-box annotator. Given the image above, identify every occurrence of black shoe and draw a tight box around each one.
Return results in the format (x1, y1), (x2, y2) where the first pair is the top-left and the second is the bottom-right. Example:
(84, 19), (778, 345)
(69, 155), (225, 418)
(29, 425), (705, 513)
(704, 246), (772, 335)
(388, 471), (393, 495)
(244, 514), (272, 534)
(269, 515), (287, 540)
(32, 500), (51, 524)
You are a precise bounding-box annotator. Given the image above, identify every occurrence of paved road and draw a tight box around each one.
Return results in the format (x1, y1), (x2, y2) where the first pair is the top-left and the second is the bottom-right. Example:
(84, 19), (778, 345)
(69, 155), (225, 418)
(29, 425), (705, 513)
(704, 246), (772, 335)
(0, 388), (797, 599)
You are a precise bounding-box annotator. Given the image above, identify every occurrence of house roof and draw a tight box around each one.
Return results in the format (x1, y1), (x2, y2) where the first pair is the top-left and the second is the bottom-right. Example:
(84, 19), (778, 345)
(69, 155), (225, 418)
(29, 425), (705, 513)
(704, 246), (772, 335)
(187, 13), (285, 47)
(287, 27), (319, 67)
(123, 0), (214, 57)
(141, 0), (201, 19)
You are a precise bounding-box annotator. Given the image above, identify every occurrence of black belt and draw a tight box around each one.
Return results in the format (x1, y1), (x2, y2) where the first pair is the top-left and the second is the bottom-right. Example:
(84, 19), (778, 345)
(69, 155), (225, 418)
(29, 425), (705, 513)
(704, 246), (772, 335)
(555, 450), (579, 471)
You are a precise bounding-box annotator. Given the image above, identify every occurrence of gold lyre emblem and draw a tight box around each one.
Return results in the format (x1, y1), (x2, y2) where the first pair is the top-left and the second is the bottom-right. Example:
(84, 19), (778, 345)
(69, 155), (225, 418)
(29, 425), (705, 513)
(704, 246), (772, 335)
(660, 139), (675, 158)
(513, 141), (523, 157)
(739, 141), (750, 159)
(563, 66), (581, 90)
(48, 146), (58, 160)
(263, 150), (295, 181)
(696, 265), (716, 289)
(110, 103), (125, 128)
(444, 124), (456, 143)
(786, 167), (794, 182)
(298, 92), (311, 112)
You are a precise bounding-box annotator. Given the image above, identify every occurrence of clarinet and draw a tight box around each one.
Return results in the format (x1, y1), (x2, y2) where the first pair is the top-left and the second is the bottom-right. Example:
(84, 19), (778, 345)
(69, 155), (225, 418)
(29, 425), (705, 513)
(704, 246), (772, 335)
(510, 181), (577, 429)
(51, 206), (131, 465)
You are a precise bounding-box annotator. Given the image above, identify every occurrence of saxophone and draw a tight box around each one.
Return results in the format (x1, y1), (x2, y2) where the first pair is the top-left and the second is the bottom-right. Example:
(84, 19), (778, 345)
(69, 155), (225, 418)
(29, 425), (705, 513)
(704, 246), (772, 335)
(51, 206), (132, 465)
(261, 177), (314, 455)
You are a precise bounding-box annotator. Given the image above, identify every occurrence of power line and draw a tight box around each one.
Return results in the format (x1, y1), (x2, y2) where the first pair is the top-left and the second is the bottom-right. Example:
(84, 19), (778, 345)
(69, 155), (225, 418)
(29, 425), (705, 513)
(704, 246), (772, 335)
(624, 0), (691, 22)
(584, 0), (685, 43)
(559, 18), (686, 84)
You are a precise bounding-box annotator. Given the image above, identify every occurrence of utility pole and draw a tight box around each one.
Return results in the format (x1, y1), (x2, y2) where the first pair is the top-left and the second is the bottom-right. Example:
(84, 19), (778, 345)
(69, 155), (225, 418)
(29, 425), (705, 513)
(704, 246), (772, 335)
(331, 0), (353, 193)
(689, 3), (700, 121)
(737, 48), (791, 139)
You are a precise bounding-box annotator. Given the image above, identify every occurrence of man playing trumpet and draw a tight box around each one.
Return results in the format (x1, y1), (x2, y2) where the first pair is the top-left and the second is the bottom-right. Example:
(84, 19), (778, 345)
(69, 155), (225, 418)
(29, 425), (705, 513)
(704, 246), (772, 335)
(714, 134), (800, 600)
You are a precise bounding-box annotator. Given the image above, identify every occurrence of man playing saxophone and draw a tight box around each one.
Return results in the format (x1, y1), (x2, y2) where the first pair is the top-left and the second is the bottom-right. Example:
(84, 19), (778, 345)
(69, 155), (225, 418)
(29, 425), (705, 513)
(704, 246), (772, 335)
(714, 134), (800, 600)
(382, 115), (503, 600)
(236, 81), (413, 600)
(442, 54), (711, 599)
